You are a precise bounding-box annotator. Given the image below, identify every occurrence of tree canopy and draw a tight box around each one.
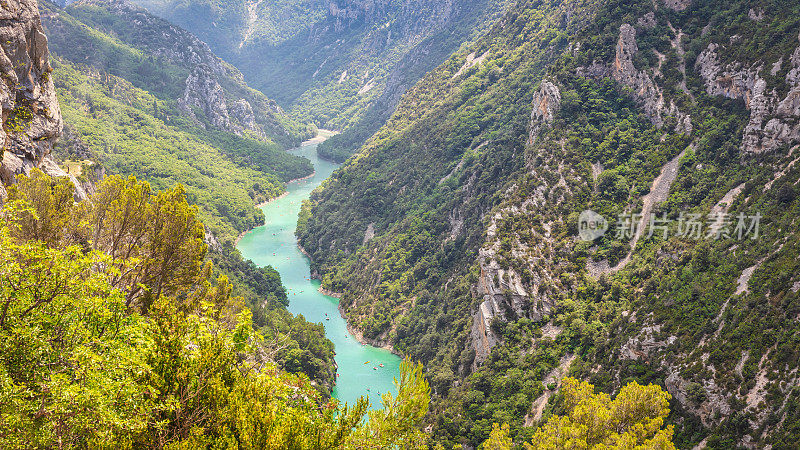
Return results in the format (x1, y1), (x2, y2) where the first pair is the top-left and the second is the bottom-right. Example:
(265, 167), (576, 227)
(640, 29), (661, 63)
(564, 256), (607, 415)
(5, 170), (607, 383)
(0, 171), (431, 448)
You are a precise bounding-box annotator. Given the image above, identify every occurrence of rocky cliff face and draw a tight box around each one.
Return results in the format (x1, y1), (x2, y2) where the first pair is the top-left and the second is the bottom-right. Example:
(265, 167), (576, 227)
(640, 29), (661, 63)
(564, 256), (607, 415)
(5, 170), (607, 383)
(178, 65), (232, 130)
(178, 64), (267, 138)
(696, 39), (800, 154)
(327, 0), (457, 35)
(471, 79), (563, 364)
(0, 0), (78, 199)
(577, 22), (692, 135)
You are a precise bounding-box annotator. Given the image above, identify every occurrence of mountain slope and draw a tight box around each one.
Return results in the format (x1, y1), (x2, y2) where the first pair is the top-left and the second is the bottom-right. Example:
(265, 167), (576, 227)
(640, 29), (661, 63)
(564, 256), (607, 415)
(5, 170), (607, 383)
(297, 0), (800, 446)
(48, 0), (311, 146)
(40, 0), (315, 242)
(129, 0), (511, 161)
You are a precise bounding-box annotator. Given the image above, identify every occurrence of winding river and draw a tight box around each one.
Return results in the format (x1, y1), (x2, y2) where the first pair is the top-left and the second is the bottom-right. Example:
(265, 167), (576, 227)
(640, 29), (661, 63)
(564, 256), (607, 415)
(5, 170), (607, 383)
(236, 136), (402, 408)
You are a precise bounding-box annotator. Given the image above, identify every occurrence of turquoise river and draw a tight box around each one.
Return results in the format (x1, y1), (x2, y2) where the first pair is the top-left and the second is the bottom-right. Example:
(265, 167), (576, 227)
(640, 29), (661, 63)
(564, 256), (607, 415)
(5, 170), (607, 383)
(236, 137), (402, 408)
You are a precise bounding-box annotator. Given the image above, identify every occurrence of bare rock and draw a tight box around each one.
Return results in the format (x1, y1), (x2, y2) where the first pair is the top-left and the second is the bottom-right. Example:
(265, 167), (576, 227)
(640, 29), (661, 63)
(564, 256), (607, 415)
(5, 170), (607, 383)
(362, 222), (375, 244)
(0, 0), (63, 187)
(40, 155), (88, 201)
(178, 65), (231, 130)
(748, 8), (764, 21)
(578, 24), (691, 135)
(204, 229), (222, 252)
(637, 12), (656, 29)
(470, 295), (499, 366)
(471, 242), (556, 365)
(662, 0), (691, 11)
(528, 80), (561, 144)
(696, 43), (800, 154)
(619, 325), (677, 360)
(229, 98), (262, 136)
(613, 24), (667, 127)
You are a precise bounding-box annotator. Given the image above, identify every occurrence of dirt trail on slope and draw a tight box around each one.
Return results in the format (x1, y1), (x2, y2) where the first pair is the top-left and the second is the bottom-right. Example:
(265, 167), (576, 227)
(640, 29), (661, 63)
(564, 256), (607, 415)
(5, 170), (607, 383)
(669, 24), (695, 103)
(588, 148), (686, 277)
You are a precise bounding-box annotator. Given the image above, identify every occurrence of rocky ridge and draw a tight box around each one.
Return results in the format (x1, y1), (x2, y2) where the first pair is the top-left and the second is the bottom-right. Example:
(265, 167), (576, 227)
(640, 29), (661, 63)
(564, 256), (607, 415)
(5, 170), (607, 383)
(696, 37), (800, 155)
(48, 0), (299, 145)
(471, 79), (563, 364)
(577, 21), (693, 135)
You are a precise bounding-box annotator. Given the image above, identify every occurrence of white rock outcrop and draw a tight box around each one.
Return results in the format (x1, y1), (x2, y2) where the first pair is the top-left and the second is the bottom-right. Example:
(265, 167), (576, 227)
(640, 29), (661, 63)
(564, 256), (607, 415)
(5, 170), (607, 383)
(696, 42), (800, 154)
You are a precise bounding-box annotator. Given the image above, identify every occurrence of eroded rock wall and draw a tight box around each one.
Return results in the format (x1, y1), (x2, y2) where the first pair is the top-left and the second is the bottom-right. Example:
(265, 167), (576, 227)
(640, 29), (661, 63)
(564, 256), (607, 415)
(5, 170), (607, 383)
(0, 0), (64, 195)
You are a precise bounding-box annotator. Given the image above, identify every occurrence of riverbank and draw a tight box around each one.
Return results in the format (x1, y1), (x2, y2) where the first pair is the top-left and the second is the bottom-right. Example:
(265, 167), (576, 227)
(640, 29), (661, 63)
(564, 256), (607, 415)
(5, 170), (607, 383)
(236, 138), (402, 406)
(304, 128), (339, 145)
(338, 302), (398, 355)
(234, 190), (291, 246)
(233, 147), (323, 246)
(298, 240), (400, 355)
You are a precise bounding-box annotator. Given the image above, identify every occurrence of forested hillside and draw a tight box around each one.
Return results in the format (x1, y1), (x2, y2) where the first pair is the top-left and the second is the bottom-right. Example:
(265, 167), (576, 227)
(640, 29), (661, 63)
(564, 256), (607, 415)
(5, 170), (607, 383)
(40, 0), (315, 243)
(128, 0), (511, 161)
(298, 0), (800, 447)
(0, 169), (432, 447)
(0, 1), (435, 445)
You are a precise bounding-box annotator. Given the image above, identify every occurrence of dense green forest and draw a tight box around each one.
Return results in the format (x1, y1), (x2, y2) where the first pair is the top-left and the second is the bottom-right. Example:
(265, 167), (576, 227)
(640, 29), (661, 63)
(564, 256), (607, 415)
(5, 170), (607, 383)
(0, 170), (432, 447)
(298, 0), (800, 447)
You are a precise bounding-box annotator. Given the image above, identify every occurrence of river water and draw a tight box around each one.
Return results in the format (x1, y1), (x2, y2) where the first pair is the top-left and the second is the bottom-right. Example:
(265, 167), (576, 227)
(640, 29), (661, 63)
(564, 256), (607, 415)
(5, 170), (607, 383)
(236, 138), (402, 408)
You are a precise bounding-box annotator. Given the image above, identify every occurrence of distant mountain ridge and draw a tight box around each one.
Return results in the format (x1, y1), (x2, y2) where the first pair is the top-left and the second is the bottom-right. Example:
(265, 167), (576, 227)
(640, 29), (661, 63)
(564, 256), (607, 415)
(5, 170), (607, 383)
(45, 0), (311, 147)
(39, 0), (315, 242)
(128, 0), (511, 160)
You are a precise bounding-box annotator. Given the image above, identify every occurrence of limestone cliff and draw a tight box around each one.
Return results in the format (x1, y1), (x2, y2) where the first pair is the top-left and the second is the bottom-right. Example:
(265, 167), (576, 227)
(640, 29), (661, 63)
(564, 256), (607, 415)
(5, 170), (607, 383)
(0, 0), (65, 197)
(178, 64), (268, 139)
(696, 39), (800, 154)
(471, 80), (562, 364)
(178, 65), (232, 131)
(577, 22), (692, 135)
